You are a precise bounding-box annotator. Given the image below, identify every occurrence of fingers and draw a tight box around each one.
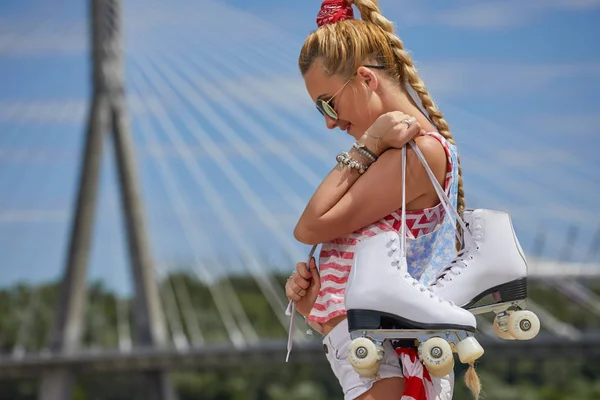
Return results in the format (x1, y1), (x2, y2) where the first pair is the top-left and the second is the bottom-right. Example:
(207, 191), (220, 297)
(296, 261), (312, 279)
(289, 281), (307, 297)
(308, 257), (320, 281)
(370, 112), (427, 152)
(393, 114), (421, 138)
(394, 115), (417, 128)
(404, 120), (422, 136)
(285, 280), (307, 301)
(290, 271), (310, 290)
(285, 262), (313, 301)
(286, 285), (301, 301)
(387, 112), (420, 134)
(393, 112), (417, 126)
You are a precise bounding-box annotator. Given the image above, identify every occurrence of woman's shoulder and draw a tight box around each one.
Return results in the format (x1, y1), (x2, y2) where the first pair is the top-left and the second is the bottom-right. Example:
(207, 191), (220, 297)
(420, 131), (457, 157)
(409, 133), (448, 176)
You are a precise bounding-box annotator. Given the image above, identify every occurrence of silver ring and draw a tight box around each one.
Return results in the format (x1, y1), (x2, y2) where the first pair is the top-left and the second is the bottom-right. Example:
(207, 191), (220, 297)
(401, 117), (416, 128)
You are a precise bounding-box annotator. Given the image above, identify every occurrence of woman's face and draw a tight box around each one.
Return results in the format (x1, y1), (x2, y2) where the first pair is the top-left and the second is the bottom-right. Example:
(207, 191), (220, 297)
(304, 61), (386, 141)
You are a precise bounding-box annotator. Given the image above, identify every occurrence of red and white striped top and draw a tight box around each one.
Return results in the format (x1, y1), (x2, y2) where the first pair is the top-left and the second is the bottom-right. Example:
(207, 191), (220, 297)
(307, 132), (454, 329)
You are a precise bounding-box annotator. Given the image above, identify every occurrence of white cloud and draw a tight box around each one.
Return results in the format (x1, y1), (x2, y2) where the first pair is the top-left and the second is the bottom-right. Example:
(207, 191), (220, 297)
(0, 95), (167, 124)
(125, 0), (297, 52)
(433, 3), (533, 29)
(380, 0), (600, 29)
(417, 61), (600, 97)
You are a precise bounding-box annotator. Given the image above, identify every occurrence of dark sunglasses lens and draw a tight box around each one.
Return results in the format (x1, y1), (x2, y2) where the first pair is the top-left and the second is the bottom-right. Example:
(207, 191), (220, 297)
(316, 100), (337, 120)
(316, 103), (325, 116)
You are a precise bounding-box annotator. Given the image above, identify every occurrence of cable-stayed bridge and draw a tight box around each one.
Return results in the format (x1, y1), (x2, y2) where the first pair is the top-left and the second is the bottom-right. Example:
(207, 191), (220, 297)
(0, 0), (599, 399)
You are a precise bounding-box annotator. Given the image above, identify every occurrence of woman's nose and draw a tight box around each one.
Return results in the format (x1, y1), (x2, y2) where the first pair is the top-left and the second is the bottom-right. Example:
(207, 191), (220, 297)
(324, 115), (337, 130)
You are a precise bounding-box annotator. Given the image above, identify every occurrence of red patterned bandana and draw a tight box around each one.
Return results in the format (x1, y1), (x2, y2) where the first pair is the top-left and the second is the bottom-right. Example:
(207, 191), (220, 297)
(316, 0), (354, 27)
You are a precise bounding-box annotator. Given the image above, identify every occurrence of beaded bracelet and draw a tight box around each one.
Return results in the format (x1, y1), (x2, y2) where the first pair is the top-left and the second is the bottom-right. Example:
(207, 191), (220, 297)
(336, 151), (369, 175)
(352, 141), (378, 163)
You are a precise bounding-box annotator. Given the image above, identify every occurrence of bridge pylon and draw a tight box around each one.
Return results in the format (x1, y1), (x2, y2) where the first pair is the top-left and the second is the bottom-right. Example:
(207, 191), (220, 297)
(37, 1), (176, 399)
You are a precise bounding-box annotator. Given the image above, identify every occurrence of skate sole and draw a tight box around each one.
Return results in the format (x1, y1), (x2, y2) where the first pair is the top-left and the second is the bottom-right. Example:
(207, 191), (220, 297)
(349, 328), (474, 347)
(463, 277), (528, 312)
(468, 299), (527, 316)
(347, 309), (476, 333)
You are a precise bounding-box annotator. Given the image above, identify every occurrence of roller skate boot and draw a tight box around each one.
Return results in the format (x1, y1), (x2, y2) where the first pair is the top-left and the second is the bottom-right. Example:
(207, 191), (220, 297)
(429, 209), (541, 340)
(344, 231), (484, 379)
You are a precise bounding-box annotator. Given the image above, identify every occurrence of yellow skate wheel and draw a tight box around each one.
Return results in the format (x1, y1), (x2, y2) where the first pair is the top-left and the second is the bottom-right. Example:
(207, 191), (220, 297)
(347, 337), (383, 375)
(419, 337), (454, 377)
(455, 336), (484, 364)
(507, 310), (540, 340)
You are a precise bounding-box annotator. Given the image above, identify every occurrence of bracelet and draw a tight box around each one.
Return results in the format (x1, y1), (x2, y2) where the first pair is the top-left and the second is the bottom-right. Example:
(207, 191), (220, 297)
(352, 141), (378, 162)
(365, 131), (383, 153)
(336, 152), (369, 174)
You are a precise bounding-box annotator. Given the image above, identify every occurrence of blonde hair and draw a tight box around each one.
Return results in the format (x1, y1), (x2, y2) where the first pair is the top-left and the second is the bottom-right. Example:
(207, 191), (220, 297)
(299, 0), (467, 251)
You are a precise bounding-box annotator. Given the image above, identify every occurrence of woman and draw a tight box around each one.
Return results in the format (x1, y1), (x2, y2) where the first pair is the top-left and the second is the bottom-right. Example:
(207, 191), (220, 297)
(285, 1), (479, 399)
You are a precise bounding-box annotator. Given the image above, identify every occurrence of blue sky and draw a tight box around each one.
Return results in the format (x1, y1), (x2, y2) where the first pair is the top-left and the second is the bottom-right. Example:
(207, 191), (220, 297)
(0, 0), (599, 294)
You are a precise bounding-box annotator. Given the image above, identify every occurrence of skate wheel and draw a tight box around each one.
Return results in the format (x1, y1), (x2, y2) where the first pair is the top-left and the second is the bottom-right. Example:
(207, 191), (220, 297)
(493, 313), (515, 340)
(507, 310), (540, 340)
(455, 336), (484, 364)
(354, 365), (381, 378)
(347, 337), (383, 376)
(418, 337), (454, 377)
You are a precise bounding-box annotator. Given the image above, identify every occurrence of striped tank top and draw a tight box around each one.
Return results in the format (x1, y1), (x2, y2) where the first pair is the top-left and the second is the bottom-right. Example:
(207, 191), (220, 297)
(307, 131), (460, 327)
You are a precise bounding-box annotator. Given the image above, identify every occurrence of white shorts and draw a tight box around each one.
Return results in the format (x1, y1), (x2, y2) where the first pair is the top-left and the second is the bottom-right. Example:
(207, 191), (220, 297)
(322, 318), (455, 400)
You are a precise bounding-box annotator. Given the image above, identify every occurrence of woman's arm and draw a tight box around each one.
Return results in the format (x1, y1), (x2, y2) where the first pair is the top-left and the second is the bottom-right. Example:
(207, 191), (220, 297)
(293, 134), (447, 245)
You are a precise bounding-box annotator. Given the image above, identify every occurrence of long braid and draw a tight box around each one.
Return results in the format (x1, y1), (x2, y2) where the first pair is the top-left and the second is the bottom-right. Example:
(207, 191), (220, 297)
(351, 0), (467, 251)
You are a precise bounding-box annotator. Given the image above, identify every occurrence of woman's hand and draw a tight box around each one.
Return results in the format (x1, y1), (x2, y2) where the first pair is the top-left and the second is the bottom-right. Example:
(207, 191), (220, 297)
(285, 257), (320, 317)
(361, 111), (424, 155)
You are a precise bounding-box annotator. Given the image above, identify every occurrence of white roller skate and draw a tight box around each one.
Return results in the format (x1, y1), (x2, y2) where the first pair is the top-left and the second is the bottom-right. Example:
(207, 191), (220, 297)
(344, 231), (484, 379)
(404, 140), (541, 341)
(429, 209), (541, 341)
(344, 146), (484, 379)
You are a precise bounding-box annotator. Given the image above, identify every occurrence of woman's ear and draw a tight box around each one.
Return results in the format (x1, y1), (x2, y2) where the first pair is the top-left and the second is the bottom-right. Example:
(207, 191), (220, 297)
(356, 66), (379, 92)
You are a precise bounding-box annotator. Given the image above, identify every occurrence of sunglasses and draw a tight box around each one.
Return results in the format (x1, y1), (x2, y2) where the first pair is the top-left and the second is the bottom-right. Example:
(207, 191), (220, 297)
(315, 65), (386, 121)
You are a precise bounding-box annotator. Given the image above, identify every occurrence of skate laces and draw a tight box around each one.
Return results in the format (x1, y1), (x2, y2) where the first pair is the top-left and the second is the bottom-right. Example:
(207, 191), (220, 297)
(405, 272), (455, 304)
(392, 248), (454, 305)
(432, 249), (469, 287)
(432, 232), (479, 287)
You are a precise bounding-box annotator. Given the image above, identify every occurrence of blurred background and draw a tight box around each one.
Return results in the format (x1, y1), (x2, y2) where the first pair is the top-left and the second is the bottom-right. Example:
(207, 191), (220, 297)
(0, 0), (599, 399)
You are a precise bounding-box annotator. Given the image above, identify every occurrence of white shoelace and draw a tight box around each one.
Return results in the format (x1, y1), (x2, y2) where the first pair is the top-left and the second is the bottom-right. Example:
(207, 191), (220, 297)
(407, 273), (454, 304)
(390, 241), (454, 305)
(431, 238), (479, 288)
